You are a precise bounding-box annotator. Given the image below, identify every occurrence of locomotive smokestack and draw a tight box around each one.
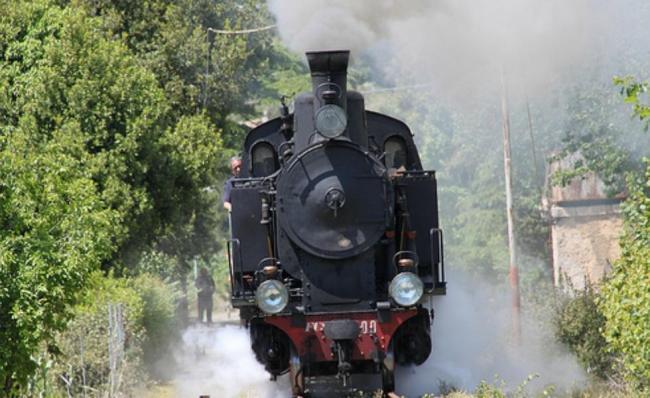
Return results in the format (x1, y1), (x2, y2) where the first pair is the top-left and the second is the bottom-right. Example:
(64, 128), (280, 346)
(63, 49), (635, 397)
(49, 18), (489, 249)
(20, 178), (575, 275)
(306, 50), (349, 111)
(292, 50), (365, 150)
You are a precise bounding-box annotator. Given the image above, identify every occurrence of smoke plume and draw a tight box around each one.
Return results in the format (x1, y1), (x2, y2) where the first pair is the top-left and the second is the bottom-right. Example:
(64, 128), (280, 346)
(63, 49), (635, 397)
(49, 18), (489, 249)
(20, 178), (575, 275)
(268, 0), (650, 97)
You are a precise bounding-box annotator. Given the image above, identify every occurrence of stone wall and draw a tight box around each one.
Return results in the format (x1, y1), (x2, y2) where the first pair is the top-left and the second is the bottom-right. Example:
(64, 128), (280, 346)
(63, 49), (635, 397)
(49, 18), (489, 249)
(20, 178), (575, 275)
(549, 204), (623, 289)
(545, 152), (625, 289)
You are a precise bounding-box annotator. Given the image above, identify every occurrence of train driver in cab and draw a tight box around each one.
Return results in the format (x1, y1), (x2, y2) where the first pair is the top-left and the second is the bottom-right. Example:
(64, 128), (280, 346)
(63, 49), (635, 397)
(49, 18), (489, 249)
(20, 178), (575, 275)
(223, 156), (242, 211)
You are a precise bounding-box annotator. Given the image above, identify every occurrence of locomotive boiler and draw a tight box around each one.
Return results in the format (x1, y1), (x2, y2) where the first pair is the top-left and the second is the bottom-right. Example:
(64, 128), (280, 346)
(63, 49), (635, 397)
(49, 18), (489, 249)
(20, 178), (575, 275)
(227, 50), (446, 397)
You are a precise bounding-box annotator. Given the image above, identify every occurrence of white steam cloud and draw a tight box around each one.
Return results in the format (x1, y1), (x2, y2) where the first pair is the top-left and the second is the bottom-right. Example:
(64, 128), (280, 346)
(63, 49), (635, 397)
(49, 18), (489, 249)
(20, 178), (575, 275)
(173, 325), (289, 398)
(396, 271), (586, 396)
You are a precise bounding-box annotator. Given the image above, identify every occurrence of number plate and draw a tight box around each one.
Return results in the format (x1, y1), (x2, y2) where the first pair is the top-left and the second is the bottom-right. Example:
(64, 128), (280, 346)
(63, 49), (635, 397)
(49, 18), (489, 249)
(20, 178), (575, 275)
(305, 320), (377, 334)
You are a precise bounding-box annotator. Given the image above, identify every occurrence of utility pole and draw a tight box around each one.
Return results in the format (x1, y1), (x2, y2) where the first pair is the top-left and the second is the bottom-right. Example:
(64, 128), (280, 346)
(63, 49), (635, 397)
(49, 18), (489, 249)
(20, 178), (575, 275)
(525, 97), (540, 184)
(500, 73), (521, 343)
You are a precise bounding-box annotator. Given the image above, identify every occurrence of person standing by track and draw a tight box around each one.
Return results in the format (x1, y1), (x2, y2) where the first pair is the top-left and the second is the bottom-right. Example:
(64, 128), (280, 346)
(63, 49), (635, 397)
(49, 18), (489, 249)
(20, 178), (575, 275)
(195, 267), (215, 324)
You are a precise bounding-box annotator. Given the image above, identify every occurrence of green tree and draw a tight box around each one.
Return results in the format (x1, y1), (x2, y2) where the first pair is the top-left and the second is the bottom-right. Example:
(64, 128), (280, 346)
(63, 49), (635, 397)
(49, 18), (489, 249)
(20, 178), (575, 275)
(0, 2), (121, 391)
(0, 121), (116, 394)
(550, 84), (636, 195)
(0, 0), (223, 391)
(0, 0), (311, 391)
(69, 0), (297, 272)
(75, 0), (279, 147)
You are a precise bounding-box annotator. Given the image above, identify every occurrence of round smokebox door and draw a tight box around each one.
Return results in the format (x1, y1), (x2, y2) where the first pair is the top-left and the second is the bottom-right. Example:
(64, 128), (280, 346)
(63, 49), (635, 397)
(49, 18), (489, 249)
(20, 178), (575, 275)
(277, 142), (390, 259)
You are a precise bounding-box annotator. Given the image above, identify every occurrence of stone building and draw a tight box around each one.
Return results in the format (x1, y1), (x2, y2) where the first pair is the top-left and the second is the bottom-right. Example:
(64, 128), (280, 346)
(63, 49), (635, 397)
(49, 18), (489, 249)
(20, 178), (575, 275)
(543, 153), (625, 290)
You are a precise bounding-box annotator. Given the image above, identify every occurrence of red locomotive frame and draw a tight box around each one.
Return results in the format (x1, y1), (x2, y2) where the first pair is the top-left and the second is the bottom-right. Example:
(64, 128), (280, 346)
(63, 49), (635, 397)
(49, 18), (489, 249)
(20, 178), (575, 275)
(265, 309), (418, 362)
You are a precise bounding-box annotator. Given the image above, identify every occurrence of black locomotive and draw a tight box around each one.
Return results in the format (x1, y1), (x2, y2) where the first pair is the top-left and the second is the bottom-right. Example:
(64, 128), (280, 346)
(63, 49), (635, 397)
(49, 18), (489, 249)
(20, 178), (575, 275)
(227, 50), (445, 397)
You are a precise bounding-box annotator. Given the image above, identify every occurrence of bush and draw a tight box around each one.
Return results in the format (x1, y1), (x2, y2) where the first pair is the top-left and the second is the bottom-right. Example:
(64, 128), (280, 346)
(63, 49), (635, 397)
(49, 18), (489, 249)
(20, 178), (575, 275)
(600, 160), (650, 392)
(474, 380), (507, 398)
(47, 272), (183, 396)
(131, 274), (180, 380)
(554, 284), (613, 379)
(47, 271), (183, 397)
(52, 272), (145, 396)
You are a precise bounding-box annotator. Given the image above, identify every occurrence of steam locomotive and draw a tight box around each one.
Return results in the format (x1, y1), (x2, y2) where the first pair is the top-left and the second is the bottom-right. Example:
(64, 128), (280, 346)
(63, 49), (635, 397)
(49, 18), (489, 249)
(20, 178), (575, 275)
(227, 50), (446, 397)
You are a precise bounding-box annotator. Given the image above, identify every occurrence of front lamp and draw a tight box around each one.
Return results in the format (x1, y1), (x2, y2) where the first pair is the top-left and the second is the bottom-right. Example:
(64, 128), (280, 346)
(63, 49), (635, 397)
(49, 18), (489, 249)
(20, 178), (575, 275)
(255, 279), (289, 314)
(389, 272), (424, 307)
(315, 104), (347, 138)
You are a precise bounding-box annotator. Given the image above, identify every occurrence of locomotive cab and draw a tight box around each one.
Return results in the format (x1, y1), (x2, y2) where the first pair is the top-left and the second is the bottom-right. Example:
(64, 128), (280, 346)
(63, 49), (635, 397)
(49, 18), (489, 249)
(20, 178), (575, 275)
(227, 50), (445, 397)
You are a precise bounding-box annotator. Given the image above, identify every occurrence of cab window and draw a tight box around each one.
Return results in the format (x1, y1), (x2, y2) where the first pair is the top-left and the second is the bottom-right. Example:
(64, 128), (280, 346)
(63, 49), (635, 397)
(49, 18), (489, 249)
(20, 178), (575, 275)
(384, 136), (407, 169)
(251, 142), (278, 177)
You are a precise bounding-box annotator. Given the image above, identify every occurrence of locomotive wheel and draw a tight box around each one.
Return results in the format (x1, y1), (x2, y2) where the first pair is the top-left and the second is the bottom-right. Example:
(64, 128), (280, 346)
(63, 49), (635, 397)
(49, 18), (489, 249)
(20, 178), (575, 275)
(289, 345), (305, 397)
(381, 341), (395, 396)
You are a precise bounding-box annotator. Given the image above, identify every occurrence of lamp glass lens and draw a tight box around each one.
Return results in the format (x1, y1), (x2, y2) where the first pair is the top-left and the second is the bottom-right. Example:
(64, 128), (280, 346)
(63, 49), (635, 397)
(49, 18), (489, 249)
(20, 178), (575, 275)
(389, 272), (424, 307)
(315, 104), (347, 138)
(256, 279), (288, 314)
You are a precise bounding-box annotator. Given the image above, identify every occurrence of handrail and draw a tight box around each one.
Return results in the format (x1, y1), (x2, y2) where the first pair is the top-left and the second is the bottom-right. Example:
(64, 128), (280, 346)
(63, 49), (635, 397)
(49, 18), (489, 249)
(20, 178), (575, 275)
(400, 170), (437, 176)
(429, 228), (446, 290)
(227, 238), (243, 297)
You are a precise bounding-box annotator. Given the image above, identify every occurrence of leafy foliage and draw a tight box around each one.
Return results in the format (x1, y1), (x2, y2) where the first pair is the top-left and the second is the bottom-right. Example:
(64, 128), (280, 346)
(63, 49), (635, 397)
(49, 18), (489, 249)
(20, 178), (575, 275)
(255, 39), (311, 111)
(600, 160), (650, 391)
(550, 85), (635, 195)
(65, 0), (295, 272)
(462, 375), (541, 398)
(51, 272), (146, 396)
(614, 76), (650, 130)
(134, 274), (180, 380)
(554, 285), (613, 378)
(0, 124), (115, 393)
(596, 76), (650, 392)
(27, 272), (179, 396)
(0, 0), (268, 391)
(473, 380), (507, 398)
(0, 4), (121, 389)
(75, 0), (279, 147)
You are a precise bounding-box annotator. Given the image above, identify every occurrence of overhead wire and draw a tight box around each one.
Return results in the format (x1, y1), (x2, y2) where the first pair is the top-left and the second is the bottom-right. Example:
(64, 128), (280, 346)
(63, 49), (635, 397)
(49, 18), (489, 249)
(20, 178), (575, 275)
(360, 82), (435, 95)
(207, 25), (276, 35)
(202, 24), (276, 108)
